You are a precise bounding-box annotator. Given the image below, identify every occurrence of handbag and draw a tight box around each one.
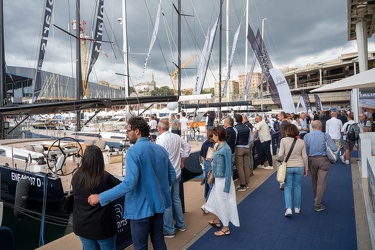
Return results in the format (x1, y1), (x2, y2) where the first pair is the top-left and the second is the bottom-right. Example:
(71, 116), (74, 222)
(325, 133), (338, 164)
(277, 138), (297, 183)
(207, 169), (215, 185)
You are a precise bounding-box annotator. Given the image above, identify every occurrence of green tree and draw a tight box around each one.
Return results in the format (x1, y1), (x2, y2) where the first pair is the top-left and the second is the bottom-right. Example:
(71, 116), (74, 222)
(151, 86), (174, 96)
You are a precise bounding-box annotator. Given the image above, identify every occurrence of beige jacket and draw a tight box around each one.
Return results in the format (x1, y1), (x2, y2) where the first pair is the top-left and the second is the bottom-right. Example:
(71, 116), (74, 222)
(279, 137), (308, 170)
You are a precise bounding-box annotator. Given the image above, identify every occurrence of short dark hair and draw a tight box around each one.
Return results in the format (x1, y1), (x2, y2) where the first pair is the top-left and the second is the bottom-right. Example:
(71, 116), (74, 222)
(129, 117), (150, 137)
(213, 126), (228, 141)
(227, 117), (234, 126)
(284, 124), (299, 137)
(234, 114), (242, 123)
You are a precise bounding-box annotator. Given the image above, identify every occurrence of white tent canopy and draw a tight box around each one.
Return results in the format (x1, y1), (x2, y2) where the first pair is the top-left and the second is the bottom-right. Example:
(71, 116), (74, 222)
(311, 68), (375, 92)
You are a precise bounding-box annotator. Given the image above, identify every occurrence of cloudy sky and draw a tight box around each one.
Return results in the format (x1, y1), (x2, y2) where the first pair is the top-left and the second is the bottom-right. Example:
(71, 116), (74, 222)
(4, 0), (375, 93)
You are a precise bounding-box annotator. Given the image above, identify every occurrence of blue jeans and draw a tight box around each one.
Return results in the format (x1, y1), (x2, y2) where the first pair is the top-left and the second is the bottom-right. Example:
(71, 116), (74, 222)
(130, 213), (166, 250)
(164, 176), (185, 234)
(79, 235), (116, 250)
(203, 160), (213, 201)
(284, 167), (304, 209)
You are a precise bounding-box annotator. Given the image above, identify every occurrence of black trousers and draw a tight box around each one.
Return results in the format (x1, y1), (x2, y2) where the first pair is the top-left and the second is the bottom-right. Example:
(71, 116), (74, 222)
(261, 140), (273, 167)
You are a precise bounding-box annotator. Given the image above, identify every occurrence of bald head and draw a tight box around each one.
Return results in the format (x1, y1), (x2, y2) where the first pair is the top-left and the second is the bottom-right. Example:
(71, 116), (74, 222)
(311, 120), (322, 130)
(330, 111), (337, 118)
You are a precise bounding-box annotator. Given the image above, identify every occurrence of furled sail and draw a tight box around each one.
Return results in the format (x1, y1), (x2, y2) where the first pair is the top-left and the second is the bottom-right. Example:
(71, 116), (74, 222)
(86, 0), (105, 85)
(141, 2), (161, 79)
(32, 0), (54, 103)
(222, 25), (241, 98)
(193, 18), (218, 95)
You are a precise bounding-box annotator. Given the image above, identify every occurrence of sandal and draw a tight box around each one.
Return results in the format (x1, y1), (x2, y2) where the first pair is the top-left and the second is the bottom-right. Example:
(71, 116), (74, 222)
(214, 230), (230, 236)
(208, 220), (221, 228)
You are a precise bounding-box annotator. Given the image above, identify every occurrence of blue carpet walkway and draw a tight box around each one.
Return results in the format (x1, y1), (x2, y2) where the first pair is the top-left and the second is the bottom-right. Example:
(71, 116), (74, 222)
(189, 160), (357, 250)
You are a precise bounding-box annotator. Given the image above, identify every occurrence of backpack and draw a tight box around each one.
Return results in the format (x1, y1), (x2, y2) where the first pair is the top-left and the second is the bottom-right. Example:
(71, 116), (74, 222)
(346, 123), (360, 141)
(273, 120), (280, 133)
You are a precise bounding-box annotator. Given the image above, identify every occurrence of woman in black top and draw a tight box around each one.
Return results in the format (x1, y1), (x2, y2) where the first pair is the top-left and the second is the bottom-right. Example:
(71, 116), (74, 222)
(72, 145), (120, 250)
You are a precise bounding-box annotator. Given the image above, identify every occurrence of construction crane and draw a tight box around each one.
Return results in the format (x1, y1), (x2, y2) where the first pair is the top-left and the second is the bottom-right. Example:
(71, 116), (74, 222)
(170, 54), (197, 94)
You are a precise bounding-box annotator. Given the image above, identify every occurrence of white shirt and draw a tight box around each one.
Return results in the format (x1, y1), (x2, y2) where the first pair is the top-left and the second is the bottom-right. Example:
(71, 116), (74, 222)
(326, 117), (343, 140)
(156, 131), (191, 178)
(255, 121), (271, 142)
(149, 119), (157, 130)
(180, 117), (189, 130)
(341, 120), (355, 140)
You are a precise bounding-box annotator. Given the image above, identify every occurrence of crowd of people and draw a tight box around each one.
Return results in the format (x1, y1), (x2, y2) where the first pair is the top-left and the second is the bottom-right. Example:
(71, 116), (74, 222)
(70, 107), (373, 249)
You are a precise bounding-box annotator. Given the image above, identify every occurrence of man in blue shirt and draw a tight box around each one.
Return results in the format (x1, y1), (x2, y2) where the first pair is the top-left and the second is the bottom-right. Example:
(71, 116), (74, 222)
(88, 117), (176, 250)
(304, 120), (337, 212)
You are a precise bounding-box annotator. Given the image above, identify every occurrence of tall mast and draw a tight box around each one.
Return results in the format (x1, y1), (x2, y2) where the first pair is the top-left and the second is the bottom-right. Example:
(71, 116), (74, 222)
(225, 0), (229, 101)
(76, 0), (82, 130)
(178, 0), (181, 100)
(260, 17), (266, 111)
(218, 0), (223, 103)
(122, 0), (129, 98)
(0, 0), (5, 139)
(245, 0), (249, 99)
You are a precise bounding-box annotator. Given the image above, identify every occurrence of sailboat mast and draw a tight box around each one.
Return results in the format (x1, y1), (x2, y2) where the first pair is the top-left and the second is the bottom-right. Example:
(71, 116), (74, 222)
(225, 0), (229, 101)
(0, 0), (5, 139)
(245, 0), (249, 100)
(178, 0), (182, 100)
(218, 0), (223, 103)
(76, 0), (82, 131)
(122, 0), (129, 98)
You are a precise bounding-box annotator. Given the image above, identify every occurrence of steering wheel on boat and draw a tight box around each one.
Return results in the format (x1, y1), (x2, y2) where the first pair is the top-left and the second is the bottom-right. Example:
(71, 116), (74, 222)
(46, 137), (83, 176)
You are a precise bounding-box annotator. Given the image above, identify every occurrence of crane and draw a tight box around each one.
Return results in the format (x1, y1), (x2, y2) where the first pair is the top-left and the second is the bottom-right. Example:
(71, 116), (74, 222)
(170, 54), (197, 94)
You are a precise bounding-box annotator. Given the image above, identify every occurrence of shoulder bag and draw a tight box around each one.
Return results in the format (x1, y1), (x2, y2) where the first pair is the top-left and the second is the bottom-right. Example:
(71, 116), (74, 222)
(207, 169), (215, 185)
(325, 133), (338, 163)
(277, 138), (297, 183)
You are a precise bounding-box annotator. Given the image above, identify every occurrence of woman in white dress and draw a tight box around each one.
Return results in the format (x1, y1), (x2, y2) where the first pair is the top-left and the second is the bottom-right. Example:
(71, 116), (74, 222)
(205, 126), (240, 236)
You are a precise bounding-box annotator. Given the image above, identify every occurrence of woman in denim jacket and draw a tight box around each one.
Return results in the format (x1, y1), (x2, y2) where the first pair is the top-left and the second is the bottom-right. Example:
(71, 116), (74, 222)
(205, 126), (240, 236)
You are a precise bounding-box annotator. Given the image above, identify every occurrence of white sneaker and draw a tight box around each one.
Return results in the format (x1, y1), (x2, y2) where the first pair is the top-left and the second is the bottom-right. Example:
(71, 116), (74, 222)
(264, 166), (274, 170)
(294, 208), (301, 214)
(285, 208), (292, 217)
(339, 156), (346, 164)
(257, 165), (265, 169)
(345, 160), (350, 165)
(201, 204), (209, 214)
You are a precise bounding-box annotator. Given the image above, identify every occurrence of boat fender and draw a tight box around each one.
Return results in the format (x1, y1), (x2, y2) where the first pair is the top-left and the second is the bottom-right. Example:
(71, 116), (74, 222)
(14, 177), (30, 219)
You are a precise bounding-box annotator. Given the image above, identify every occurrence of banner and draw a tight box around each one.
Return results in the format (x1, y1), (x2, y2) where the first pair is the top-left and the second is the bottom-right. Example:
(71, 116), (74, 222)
(314, 94), (323, 112)
(300, 91), (314, 118)
(32, 0), (54, 103)
(222, 25), (241, 97)
(269, 68), (295, 113)
(193, 18), (218, 95)
(141, 3), (161, 79)
(87, 0), (105, 83)
(247, 25), (280, 104)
